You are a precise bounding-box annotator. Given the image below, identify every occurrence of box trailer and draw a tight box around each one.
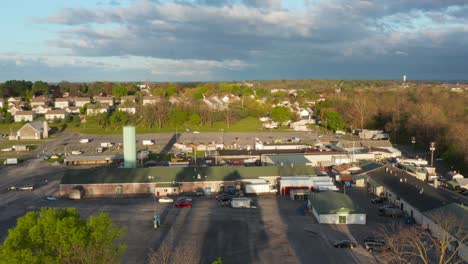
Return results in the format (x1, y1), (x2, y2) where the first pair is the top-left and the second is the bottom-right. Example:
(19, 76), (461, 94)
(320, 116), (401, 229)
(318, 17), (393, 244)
(79, 139), (89, 144)
(231, 198), (252, 208)
(142, 140), (155, 146)
(4, 158), (18, 165)
(245, 183), (277, 194)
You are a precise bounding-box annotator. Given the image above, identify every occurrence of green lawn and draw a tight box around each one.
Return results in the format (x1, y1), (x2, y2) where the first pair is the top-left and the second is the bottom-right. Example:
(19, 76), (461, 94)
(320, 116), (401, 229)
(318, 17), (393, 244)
(57, 116), (291, 135)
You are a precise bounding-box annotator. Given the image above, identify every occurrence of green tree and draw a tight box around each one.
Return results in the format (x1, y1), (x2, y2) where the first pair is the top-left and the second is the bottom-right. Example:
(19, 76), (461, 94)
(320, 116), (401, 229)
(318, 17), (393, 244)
(270, 106), (292, 126)
(0, 208), (126, 264)
(112, 85), (128, 99)
(110, 111), (129, 128)
(189, 113), (201, 126)
(31, 81), (50, 96)
(169, 108), (188, 127)
(324, 111), (345, 131)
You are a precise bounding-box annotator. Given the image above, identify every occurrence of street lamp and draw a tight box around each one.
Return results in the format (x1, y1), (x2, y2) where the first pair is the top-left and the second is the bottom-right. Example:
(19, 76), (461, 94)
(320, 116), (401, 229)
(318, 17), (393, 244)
(429, 142), (436, 166)
(411, 136), (416, 149)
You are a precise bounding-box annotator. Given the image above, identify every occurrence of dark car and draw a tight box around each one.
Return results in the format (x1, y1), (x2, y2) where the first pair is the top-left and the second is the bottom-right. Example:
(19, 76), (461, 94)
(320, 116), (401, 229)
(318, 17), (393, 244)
(333, 240), (356, 248)
(363, 236), (386, 245)
(175, 198), (193, 208)
(371, 196), (387, 204)
(220, 197), (231, 207)
(364, 242), (386, 252)
(378, 204), (399, 212)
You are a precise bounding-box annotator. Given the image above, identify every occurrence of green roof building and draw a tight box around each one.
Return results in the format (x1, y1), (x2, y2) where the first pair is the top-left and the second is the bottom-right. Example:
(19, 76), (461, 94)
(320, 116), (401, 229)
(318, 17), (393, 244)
(309, 192), (366, 225)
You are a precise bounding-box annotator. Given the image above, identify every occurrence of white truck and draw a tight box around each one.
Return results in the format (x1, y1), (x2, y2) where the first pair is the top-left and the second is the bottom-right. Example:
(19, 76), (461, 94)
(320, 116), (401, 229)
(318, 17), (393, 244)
(4, 158), (18, 165)
(231, 198), (252, 208)
(79, 139), (90, 144)
(245, 183), (277, 195)
(142, 140), (155, 146)
(100, 142), (114, 148)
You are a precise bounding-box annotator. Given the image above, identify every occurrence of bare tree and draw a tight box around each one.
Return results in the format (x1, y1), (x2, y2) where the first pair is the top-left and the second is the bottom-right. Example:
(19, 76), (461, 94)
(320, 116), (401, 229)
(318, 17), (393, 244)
(381, 213), (467, 264)
(148, 240), (199, 264)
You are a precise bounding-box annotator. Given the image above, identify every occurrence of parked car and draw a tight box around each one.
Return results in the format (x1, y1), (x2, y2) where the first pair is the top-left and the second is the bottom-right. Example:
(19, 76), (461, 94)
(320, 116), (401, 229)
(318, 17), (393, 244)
(333, 240), (356, 248)
(7, 186), (18, 191)
(196, 188), (204, 196)
(18, 184), (34, 191)
(220, 197), (231, 207)
(380, 207), (404, 217)
(175, 198), (192, 208)
(371, 196), (387, 204)
(159, 197), (174, 203)
(378, 204), (399, 212)
(364, 242), (386, 252)
(45, 196), (58, 201)
(363, 236), (386, 245)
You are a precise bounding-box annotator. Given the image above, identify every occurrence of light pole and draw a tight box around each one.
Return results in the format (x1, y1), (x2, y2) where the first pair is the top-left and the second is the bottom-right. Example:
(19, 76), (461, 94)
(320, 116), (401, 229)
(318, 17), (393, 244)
(429, 142), (436, 166)
(411, 136), (416, 150)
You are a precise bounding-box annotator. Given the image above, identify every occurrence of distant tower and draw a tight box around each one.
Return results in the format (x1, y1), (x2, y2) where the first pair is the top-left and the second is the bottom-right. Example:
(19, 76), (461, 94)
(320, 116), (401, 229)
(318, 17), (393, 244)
(403, 75), (407, 82)
(123, 126), (136, 168)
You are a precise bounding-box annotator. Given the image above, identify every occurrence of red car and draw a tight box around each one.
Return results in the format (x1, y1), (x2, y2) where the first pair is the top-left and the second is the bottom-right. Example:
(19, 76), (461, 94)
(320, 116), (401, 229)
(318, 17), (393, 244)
(175, 198), (193, 208)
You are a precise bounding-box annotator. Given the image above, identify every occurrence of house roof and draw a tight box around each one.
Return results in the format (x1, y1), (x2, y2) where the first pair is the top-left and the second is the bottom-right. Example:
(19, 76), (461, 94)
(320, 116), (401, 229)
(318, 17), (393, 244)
(423, 203), (468, 241)
(55, 98), (70, 102)
(309, 192), (364, 214)
(268, 155), (314, 165)
(94, 96), (114, 100)
(357, 161), (384, 173)
(60, 165), (317, 185)
(367, 166), (453, 212)
(21, 121), (48, 134)
(15, 111), (34, 116)
(87, 103), (110, 109)
(46, 109), (66, 115)
(74, 97), (90, 102)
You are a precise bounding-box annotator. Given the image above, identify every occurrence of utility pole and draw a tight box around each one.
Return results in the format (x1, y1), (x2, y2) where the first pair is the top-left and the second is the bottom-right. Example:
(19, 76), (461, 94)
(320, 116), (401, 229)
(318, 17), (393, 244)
(430, 142), (436, 166)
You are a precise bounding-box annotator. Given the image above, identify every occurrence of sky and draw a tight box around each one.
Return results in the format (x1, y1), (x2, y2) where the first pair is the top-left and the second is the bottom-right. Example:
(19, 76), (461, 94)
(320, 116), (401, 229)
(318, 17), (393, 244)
(0, 0), (467, 82)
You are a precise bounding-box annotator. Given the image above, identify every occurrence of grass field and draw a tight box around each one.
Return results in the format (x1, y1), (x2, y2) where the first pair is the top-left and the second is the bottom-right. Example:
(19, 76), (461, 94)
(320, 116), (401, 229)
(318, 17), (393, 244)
(57, 116), (291, 135)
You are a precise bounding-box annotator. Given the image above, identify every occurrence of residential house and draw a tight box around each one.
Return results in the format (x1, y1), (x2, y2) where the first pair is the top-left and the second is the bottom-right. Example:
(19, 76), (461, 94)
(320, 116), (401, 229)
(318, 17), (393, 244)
(65, 106), (80, 115)
(0, 99), (3, 109)
(86, 104), (110, 115)
(11, 121), (49, 140)
(32, 105), (52, 115)
(142, 96), (159, 105)
(14, 111), (35, 122)
(203, 95), (227, 110)
(45, 109), (67, 120)
(73, 97), (91, 108)
(7, 97), (22, 104)
(117, 104), (137, 115)
(54, 98), (70, 109)
(94, 96), (114, 107)
(120, 96), (136, 103)
(30, 95), (50, 107)
(7, 104), (23, 116)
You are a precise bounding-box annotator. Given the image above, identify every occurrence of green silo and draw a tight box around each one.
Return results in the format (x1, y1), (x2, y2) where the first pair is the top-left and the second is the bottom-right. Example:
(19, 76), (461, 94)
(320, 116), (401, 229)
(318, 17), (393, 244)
(123, 126), (136, 168)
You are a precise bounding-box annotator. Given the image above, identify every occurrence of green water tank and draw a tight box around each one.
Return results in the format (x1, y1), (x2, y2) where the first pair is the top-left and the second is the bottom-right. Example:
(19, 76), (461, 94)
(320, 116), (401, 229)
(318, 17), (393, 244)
(123, 126), (136, 168)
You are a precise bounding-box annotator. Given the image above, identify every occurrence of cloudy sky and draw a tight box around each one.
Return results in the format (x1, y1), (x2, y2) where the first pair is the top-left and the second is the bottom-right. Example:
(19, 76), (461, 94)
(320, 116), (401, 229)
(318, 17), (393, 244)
(1, 0), (467, 82)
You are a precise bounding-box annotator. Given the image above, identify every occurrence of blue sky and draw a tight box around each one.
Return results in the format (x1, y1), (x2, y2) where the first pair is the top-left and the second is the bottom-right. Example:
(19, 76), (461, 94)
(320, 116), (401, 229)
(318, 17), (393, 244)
(1, 0), (467, 82)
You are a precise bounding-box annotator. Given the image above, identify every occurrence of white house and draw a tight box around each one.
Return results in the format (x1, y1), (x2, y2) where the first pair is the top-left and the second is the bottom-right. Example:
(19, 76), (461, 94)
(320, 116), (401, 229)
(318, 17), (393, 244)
(65, 106), (80, 114)
(120, 96), (136, 103)
(11, 121), (49, 140)
(54, 98), (70, 109)
(142, 96), (159, 105)
(7, 104), (23, 116)
(14, 111), (35, 122)
(74, 97), (90, 107)
(86, 104), (109, 115)
(94, 96), (114, 107)
(309, 192), (366, 225)
(117, 104), (137, 114)
(7, 97), (22, 104)
(30, 95), (50, 107)
(32, 105), (52, 115)
(45, 109), (67, 120)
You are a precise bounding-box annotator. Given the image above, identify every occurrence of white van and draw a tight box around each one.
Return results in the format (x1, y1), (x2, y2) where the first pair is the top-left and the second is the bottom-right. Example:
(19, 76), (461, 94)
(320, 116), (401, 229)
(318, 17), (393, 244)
(231, 198), (252, 208)
(79, 139), (89, 144)
(142, 140), (155, 146)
